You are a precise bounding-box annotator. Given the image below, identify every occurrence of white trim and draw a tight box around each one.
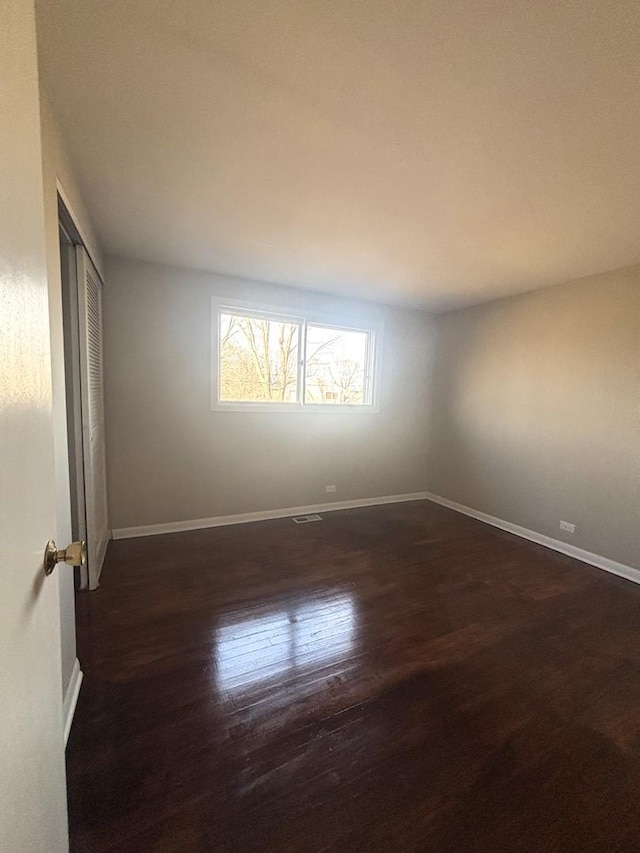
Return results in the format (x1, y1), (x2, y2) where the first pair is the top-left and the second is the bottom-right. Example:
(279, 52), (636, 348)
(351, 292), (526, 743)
(112, 492), (429, 539)
(210, 296), (383, 414)
(92, 532), (110, 589)
(56, 179), (104, 282)
(424, 492), (640, 586)
(62, 658), (83, 745)
(113, 491), (640, 587)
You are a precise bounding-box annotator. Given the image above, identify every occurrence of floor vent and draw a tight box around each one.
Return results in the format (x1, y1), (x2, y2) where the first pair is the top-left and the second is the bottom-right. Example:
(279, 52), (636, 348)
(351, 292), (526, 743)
(292, 514), (323, 524)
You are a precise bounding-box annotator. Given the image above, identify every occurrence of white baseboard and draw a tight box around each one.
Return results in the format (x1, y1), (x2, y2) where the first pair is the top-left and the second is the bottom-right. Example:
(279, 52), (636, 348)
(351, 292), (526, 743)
(112, 492), (429, 540)
(112, 490), (639, 587)
(425, 492), (640, 586)
(62, 658), (83, 745)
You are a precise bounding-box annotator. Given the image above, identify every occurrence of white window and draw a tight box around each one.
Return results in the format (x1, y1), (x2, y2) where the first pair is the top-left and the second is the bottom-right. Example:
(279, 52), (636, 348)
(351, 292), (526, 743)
(212, 300), (380, 412)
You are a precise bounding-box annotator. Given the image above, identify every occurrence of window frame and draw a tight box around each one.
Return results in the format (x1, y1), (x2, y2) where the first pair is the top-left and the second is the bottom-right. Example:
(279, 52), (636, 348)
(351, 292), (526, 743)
(211, 297), (382, 414)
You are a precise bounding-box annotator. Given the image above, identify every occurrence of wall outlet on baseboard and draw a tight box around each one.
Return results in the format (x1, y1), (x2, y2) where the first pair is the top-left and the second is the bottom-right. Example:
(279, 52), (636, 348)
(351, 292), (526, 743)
(559, 520), (576, 534)
(325, 485), (336, 493)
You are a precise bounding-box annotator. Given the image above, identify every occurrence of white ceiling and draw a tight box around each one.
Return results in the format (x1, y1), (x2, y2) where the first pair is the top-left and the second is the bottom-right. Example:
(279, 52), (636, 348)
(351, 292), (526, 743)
(36, 0), (640, 311)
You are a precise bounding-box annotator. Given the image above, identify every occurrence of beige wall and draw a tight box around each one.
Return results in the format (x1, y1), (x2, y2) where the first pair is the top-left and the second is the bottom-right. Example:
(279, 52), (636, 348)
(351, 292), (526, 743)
(104, 255), (434, 530)
(39, 91), (104, 699)
(428, 266), (640, 569)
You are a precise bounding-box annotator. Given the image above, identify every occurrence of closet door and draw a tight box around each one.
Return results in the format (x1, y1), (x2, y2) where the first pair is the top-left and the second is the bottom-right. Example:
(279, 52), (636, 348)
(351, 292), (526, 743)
(77, 246), (109, 589)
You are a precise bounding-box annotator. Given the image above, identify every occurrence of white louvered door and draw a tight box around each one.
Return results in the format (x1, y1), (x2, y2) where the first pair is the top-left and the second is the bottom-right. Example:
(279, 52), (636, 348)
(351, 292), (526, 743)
(77, 246), (109, 589)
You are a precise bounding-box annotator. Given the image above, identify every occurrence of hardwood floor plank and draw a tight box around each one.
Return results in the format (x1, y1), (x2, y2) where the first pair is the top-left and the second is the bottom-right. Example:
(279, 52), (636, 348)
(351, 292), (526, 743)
(67, 502), (640, 852)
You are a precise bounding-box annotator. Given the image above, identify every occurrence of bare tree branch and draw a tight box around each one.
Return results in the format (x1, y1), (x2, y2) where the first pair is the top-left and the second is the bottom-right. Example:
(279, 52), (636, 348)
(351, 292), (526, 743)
(220, 315), (240, 347)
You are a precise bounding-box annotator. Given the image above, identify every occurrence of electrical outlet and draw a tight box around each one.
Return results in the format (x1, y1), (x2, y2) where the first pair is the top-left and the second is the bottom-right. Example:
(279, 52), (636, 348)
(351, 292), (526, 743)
(559, 520), (576, 534)
(325, 485), (336, 493)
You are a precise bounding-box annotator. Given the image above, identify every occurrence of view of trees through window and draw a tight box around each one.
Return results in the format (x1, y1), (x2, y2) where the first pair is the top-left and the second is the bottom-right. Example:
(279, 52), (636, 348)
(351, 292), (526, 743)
(218, 311), (371, 406)
(304, 325), (368, 405)
(219, 313), (299, 402)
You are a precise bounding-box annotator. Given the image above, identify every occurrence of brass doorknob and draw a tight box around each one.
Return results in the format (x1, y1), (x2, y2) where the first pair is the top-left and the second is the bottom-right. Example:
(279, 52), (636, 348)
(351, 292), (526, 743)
(44, 540), (87, 575)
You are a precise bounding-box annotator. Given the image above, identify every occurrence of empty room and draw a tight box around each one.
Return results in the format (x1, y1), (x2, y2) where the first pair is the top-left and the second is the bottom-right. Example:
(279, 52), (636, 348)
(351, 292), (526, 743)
(2, 1), (640, 851)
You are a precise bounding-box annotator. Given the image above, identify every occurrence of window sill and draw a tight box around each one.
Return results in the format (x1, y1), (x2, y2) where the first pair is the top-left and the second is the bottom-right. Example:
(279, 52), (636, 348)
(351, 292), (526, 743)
(210, 402), (380, 414)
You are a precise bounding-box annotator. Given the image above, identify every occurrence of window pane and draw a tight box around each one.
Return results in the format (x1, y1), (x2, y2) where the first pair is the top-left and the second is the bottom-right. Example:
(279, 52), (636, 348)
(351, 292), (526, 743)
(305, 325), (369, 405)
(219, 312), (299, 403)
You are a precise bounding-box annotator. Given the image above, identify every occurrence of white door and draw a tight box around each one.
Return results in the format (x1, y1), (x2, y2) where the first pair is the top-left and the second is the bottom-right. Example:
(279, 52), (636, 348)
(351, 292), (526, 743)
(76, 247), (109, 589)
(0, 2), (69, 850)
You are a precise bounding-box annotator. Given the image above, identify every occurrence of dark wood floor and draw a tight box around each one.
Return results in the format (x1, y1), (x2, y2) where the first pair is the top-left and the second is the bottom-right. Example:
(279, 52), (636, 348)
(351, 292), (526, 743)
(67, 501), (640, 852)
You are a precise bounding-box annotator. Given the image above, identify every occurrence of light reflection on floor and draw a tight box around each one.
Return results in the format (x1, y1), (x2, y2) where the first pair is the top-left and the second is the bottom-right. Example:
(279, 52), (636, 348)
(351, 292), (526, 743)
(215, 591), (357, 694)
